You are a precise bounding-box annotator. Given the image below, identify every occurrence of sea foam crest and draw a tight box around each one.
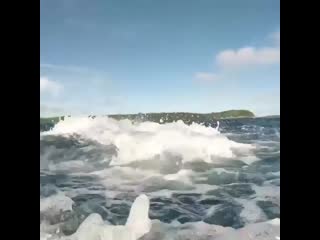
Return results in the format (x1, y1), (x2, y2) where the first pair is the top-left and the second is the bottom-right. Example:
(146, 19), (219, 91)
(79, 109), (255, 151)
(44, 116), (256, 165)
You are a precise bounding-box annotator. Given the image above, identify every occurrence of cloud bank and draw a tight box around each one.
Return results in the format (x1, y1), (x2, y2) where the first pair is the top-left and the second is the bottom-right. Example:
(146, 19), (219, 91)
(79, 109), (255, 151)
(40, 77), (63, 96)
(217, 46), (279, 69)
(194, 30), (280, 82)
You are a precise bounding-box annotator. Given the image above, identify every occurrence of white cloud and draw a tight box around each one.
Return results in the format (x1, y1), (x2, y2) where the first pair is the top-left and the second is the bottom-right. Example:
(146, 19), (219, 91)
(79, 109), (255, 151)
(194, 72), (220, 82)
(193, 30), (280, 83)
(40, 77), (63, 96)
(216, 47), (280, 68)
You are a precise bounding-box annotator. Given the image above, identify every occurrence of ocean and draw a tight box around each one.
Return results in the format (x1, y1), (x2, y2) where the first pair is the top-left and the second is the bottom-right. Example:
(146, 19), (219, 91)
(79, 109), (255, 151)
(40, 116), (280, 240)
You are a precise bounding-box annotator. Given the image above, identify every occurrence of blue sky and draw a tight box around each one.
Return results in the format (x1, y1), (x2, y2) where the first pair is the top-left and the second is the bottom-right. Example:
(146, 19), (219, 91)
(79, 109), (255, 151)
(40, 0), (280, 117)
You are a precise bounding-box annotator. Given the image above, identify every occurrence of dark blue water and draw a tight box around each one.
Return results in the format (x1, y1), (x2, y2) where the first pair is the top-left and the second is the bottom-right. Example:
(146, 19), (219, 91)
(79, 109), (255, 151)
(40, 117), (280, 238)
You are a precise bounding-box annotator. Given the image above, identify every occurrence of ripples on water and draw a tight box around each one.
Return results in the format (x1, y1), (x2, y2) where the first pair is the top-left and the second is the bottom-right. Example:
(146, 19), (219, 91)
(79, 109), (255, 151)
(40, 117), (280, 240)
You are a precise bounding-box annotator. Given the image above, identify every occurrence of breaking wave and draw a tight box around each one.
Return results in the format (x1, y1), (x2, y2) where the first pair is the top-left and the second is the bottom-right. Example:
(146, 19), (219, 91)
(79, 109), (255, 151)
(40, 116), (280, 240)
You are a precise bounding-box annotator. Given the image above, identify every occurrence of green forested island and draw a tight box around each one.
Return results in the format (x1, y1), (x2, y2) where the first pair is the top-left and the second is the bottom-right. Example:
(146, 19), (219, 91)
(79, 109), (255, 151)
(40, 110), (255, 131)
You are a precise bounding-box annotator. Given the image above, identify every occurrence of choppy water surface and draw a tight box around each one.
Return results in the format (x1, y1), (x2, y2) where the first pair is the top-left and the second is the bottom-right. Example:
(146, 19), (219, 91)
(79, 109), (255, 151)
(40, 117), (280, 240)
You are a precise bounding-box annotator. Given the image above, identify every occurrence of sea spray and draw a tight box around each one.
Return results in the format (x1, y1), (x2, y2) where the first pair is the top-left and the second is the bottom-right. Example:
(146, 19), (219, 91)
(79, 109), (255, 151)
(43, 116), (256, 165)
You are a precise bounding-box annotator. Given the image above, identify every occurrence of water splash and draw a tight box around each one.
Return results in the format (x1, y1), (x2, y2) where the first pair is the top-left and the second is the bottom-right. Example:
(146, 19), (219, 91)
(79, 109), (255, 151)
(43, 117), (256, 165)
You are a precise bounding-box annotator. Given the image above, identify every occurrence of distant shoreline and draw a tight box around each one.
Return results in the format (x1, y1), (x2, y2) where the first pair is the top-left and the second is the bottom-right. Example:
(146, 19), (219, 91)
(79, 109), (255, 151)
(41, 110), (255, 122)
(40, 110), (281, 132)
(40, 111), (281, 122)
(256, 115), (280, 118)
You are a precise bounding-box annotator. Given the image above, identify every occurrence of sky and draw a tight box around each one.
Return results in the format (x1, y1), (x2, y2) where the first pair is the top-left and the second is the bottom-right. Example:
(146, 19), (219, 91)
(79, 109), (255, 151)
(40, 0), (280, 117)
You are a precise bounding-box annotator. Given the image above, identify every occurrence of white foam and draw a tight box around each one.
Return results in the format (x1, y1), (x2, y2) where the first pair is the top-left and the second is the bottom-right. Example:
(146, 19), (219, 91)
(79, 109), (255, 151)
(40, 221), (60, 240)
(67, 213), (105, 240)
(236, 198), (267, 223)
(214, 168), (236, 175)
(90, 166), (161, 196)
(67, 194), (151, 240)
(40, 191), (279, 240)
(40, 232), (53, 240)
(163, 169), (193, 184)
(214, 218), (280, 240)
(205, 204), (222, 217)
(252, 184), (280, 205)
(269, 171), (280, 177)
(40, 192), (74, 214)
(269, 218), (280, 226)
(86, 165), (219, 199)
(47, 160), (87, 172)
(125, 194), (151, 239)
(141, 218), (279, 240)
(44, 117), (256, 165)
